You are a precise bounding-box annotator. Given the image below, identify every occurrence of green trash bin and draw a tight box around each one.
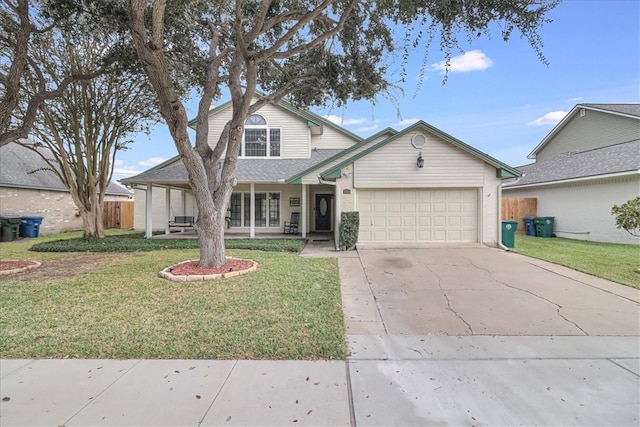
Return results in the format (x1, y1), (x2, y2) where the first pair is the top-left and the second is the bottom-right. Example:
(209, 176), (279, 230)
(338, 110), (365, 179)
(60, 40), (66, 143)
(0, 215), (22, 242)
(501, 220), (518, 249)
(534, 216), (555, 238)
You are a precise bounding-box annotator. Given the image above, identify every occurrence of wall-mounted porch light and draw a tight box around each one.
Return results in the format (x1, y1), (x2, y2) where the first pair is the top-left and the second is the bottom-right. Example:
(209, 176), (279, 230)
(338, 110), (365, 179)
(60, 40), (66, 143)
(417, 152), (424, 168)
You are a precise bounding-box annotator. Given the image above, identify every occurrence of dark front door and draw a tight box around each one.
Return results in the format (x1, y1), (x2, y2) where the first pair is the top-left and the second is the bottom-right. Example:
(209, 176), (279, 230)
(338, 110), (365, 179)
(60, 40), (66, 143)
(315, 193), (332, 231)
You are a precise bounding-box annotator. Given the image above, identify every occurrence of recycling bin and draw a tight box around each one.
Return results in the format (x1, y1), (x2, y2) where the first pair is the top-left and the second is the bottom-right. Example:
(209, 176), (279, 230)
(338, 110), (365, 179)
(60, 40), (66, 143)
(19, 215), (44, 238)
(534, 216), (555, 238)
(0, 215), (22, 242)
(501, 220), (518, 249)
(524, 216), (537, 236)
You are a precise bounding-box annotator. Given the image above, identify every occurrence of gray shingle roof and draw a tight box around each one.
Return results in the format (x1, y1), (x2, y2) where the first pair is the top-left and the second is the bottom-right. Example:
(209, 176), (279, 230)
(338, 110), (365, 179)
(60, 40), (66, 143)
(580, 104), (640, 117)
(120, 149), (345, 185)
(0, 140), (132, 196)
(504, 139), (640, 188)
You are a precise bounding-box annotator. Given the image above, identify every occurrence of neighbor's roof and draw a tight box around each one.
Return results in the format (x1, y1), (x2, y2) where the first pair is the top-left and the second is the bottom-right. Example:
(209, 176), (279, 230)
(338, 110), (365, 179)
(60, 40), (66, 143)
(527, 103), (640, 159)
(120, 149), (344, 186)
(504, 139), (640, 188)
(0, 140), (132, 196)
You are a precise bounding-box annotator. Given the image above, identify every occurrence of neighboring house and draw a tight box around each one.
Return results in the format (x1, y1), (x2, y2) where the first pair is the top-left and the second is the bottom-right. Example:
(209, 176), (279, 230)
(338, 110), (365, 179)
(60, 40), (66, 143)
(503, 104), (640, 244)
(0, 140), (133, 235)
(121, 97), (521, 248)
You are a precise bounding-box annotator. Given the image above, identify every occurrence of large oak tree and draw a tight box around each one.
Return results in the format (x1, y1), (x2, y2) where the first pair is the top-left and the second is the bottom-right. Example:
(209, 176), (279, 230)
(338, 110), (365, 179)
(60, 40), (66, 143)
(123, 0), (558, 267)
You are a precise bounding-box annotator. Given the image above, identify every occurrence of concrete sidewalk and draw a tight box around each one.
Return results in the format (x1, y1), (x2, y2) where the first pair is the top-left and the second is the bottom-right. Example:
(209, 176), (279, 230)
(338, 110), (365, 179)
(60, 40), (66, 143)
(2, 336), (639, 426)
(2, 244), (639, 426)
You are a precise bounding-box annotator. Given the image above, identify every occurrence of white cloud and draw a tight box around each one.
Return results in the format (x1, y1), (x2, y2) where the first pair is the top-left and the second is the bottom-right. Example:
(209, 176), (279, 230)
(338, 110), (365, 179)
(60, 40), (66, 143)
(527, 110), (568, 126)
(113, 165), (143, 176)
(323, 115), (367, 126)
(395, 118), (420, 127)
(356, 124), (379, 132)
(138, 157), (167, 167)
(431, 49), (493, 74)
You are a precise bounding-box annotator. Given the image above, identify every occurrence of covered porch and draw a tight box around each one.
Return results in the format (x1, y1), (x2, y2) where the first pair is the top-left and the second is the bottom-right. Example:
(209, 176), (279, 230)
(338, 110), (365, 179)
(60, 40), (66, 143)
(130, 181), (339, 246)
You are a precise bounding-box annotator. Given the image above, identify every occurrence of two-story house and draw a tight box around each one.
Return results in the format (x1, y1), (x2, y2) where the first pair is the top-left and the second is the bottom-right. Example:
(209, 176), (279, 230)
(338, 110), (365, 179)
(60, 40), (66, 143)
(503, 104), (640, 244)
(122, 97), (521, 249)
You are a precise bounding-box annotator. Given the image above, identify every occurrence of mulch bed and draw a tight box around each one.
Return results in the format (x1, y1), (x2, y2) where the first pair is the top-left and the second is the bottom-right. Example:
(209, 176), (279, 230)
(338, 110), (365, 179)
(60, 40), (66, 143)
(168, 258), (255, 275)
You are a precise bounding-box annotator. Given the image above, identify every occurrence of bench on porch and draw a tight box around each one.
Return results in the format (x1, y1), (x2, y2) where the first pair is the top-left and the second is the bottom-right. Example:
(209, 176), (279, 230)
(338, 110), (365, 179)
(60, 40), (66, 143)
(168, 216), (195, 229)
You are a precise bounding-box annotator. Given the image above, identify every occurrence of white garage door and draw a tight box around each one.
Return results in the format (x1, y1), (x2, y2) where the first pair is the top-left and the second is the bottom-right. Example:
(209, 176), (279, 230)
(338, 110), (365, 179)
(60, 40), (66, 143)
(357, 188), (478, 244)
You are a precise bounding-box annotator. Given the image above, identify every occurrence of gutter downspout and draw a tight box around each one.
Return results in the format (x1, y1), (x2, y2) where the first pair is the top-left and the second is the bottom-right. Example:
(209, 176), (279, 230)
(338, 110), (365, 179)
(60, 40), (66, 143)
(319, 177), (340, 251)
(497, 183), (510, 251)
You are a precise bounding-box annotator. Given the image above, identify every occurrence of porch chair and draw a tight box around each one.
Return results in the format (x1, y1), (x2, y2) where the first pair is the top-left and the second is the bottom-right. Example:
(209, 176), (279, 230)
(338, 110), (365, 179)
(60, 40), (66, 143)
(283, 212), (300, 234)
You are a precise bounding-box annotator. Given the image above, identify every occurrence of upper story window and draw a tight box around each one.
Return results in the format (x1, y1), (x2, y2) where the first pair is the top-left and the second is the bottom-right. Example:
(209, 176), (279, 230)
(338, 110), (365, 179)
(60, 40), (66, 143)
(242, 114), (281, 157)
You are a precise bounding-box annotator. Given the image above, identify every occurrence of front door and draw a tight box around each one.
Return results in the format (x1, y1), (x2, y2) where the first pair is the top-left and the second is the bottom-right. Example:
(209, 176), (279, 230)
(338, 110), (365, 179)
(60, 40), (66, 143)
(315, 193), (332, 231)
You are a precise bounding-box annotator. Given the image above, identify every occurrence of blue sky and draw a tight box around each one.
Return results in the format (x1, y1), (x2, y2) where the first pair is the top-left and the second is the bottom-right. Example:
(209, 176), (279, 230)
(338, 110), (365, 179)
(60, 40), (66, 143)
(113, 0), (640, 181)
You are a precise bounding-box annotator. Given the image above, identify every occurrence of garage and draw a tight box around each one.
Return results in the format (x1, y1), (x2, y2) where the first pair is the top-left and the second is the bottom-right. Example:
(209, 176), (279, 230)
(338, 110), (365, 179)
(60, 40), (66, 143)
(357, 188), (478, 244)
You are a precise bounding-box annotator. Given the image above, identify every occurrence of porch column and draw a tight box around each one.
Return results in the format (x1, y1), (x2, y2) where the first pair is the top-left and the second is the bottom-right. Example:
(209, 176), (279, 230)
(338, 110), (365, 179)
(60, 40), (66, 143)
(165, 187), (171, 235)
(301, 184), (307, 238)
(250, 183), (255, 238)
(334, 181), (340, 250)
(181, 189), (187, 216)
(145, 183), (153, 238)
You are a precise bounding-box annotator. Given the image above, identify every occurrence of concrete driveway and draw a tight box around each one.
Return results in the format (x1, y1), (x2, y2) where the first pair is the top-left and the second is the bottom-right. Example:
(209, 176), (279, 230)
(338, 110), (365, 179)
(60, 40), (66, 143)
(340, 245), (640, 336)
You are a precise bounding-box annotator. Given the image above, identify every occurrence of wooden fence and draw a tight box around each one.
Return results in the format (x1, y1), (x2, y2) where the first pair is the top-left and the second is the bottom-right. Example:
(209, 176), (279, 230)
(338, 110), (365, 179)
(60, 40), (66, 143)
(501, 198), (537, 234)
(103, 201), (134, 229)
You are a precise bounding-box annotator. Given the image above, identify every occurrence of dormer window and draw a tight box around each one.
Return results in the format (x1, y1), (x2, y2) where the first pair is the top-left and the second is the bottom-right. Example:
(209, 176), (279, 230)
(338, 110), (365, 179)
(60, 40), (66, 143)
(242, 114), (281, 157)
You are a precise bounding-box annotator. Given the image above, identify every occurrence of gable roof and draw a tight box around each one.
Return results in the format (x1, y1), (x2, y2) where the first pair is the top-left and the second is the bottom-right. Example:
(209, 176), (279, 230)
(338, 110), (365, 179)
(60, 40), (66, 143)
(504, 139), (640, 188)
(120, 149), (344, 186)
(318, 120), (521, 179)
(527, 103), (640, 159)
(285, 127), (400, 184)
(188, 94), (364, 143)
(0, 141), (132, 196)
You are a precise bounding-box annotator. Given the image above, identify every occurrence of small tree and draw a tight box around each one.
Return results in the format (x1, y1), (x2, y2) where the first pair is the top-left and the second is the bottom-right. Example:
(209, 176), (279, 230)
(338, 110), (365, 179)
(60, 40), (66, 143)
(24, 17), (158, 238)
(611, 196), (640, 237)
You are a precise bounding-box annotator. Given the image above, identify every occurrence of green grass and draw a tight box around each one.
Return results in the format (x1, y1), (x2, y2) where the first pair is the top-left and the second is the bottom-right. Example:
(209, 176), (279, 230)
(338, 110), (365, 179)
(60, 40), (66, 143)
(28, 230), (307, 253)
(0, 233), (346, 360)
(514, 235), (640, 288)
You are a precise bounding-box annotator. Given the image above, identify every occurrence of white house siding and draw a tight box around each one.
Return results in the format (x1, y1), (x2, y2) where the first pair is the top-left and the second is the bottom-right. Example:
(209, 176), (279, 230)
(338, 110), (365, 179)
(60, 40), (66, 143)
(503, 175), (640, 245)
(132, 187), (195, 231)
(339, 131), (501, 246)
(353, 131), (485, 188)
(311, 123), (359, 150)
(0, 187), (128, 234)
(536, 111), (640, 161)
(205, 103), (311, 159)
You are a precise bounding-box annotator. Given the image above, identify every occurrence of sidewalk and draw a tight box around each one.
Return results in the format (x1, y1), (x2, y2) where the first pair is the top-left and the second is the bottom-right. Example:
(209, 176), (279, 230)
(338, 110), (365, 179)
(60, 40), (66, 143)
(2, 242), (639, 426)
(2, 335), (639, 426)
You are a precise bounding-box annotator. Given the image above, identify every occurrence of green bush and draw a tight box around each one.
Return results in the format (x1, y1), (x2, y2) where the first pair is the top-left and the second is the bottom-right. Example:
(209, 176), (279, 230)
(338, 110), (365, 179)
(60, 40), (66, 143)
(339, 211), (359, 250)
(611, 196), (640, 237)
(29, 233), (306, 253)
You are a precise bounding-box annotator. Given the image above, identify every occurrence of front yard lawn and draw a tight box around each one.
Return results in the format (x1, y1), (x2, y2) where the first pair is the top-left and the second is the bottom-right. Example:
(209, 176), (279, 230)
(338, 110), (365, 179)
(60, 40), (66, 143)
(0, 233), (346, 360)
(514, 235), (640, 289)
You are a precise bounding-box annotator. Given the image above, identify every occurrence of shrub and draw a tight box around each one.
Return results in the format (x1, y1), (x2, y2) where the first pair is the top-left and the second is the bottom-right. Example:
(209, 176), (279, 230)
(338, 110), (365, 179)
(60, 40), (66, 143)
(611, 196), (640, 237)
(339, 211), (359, 250)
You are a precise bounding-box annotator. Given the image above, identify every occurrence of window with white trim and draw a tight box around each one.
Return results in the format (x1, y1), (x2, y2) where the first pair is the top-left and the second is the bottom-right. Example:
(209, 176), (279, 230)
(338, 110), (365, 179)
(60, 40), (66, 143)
(242, 114), (281, 157)
(229, 192), (280, 227)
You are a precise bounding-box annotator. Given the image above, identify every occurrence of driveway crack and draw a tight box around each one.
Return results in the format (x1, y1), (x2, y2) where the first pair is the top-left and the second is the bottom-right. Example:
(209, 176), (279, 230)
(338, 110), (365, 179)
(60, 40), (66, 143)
(424, 262), (473, 335)
(465, 257), (589, 335)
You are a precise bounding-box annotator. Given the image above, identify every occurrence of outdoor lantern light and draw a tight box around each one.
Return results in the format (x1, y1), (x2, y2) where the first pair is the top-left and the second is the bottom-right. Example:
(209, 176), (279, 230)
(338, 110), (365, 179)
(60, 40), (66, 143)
(417, 153), (424, 168)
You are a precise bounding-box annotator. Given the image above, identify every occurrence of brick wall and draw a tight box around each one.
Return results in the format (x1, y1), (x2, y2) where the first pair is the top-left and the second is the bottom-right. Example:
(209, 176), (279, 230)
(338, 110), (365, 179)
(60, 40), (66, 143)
(0, 187), (129, 235)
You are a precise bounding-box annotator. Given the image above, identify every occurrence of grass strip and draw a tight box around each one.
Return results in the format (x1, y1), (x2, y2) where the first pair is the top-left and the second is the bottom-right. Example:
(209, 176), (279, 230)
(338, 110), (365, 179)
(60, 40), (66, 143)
(514, 235), (639, 288)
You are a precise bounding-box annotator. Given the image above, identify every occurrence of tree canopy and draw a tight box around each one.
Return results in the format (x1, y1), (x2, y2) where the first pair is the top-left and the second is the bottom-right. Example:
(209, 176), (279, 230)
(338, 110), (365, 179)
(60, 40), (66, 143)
(6, 0), (560, 266)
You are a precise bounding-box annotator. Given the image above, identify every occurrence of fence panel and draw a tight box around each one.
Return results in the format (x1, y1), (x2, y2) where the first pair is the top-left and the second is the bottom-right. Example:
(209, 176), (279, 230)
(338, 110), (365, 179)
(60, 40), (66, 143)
(103, 201), (134, 229)
(501, 198), (537, 234)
